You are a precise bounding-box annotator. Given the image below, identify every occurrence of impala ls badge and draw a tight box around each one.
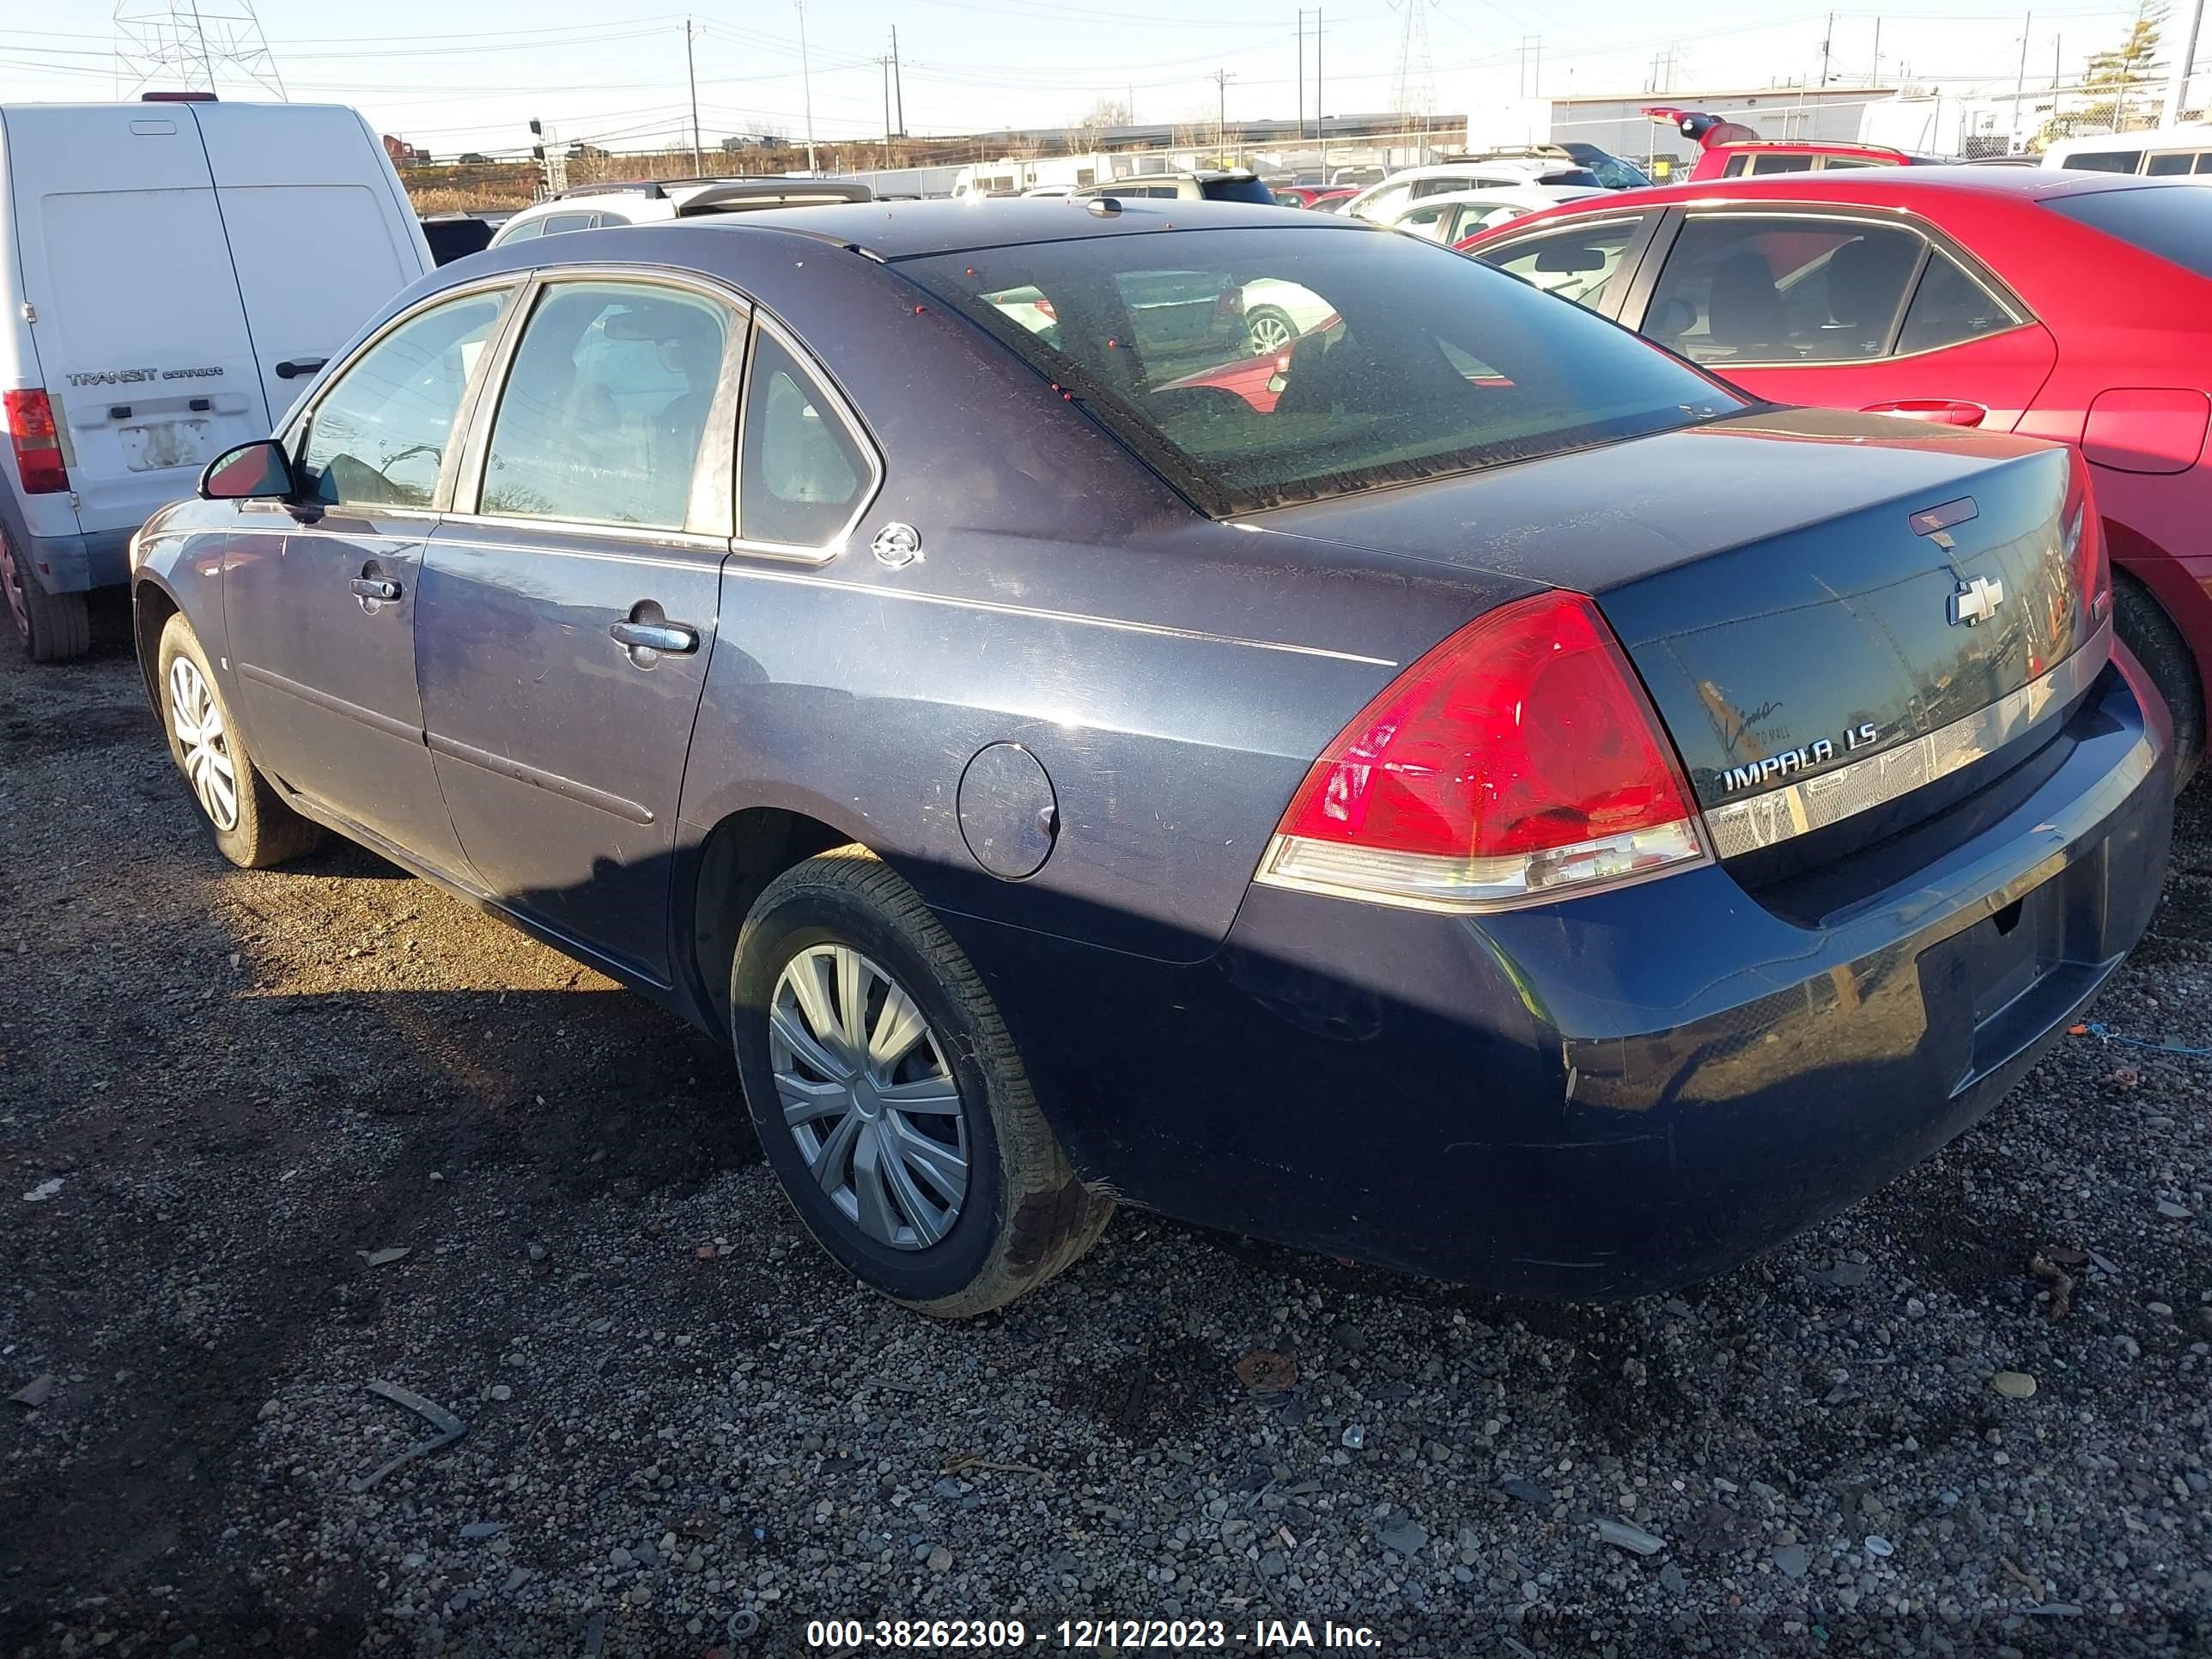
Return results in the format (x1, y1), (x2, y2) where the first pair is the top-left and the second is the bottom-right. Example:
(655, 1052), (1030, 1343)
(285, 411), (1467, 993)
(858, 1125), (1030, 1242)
(1949, 574), (2006, 627)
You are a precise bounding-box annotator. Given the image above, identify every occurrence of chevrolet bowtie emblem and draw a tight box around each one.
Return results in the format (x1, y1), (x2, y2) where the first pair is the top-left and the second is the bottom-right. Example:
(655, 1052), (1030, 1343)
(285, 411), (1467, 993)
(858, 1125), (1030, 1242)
(1949, 574), (2005, 627)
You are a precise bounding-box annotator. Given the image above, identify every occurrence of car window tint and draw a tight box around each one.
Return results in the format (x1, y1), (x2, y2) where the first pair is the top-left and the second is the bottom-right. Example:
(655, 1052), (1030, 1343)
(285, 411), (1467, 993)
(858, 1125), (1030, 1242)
(297, 291), (507, 510)
(1410, 176), (1469, 199)
(1750, 153), (1815, 174)
(2197, 153), (2212, 174)
(1820, 155), (1880, 169)
(496, 216), (544, 244)
(739, 331), (870, 546)
(1203, 177), (1274, 204)
(1721, 153), (1753, 177)
(2045, 185), (2212, 279)
(1896, 250), (2019, 354)
(1479, 221), (1641, 312)
(479, 280), (731, 530)
(1644, 216), (1924, 365)
(540, 212), (594, 234)
(2062, 150), (2138, 173)
(906, 227), (1739, 516)
(2145, 152), (2195, 175)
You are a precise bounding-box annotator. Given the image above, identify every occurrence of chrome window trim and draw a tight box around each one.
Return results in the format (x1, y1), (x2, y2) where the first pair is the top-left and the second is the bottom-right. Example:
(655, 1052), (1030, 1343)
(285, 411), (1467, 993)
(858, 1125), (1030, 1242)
(431, 517), (732, 557)
(730, 308), (886, 566)
(449, 265), (754, 538)
(1702, 623), (2111, 860)
(281, 276), (527, 516)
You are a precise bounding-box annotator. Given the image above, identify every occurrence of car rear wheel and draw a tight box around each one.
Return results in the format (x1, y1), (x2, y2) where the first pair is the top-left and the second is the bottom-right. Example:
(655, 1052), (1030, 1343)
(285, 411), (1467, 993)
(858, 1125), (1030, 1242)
(1, 524), (91, 663)
(731, 845), (1111, 1316)
(155, 613), (322, 868)
(1246, 306), (1298, 356)
(2113, 572), (2203, 787)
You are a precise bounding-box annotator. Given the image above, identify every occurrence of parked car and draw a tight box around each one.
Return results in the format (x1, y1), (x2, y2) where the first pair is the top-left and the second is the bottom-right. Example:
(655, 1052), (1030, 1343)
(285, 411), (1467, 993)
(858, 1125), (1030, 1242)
(0, 99), (432, 661)
(1644, 107), (1947, 180)
(489, 178), (873, 248)
(134, 202), (2169, 1315)
(2043, 125), (2212, 178)
(1462, 143), (1652, 190)
(1070, 170), (1275, 205)
(1340, 159), (1601, 222)
(1273, 185), (1360, 211)
(1460, 167), (2212, 779)
(1373, 184), (1606, 242)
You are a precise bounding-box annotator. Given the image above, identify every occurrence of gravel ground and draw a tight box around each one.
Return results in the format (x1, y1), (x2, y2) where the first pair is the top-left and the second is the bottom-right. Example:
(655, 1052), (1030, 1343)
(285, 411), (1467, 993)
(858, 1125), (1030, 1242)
(3, 603), (2209, 1659)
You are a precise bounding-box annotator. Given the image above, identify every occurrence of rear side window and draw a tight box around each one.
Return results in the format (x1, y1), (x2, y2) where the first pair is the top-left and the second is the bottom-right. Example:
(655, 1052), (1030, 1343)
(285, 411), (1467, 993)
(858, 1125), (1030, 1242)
(1478, 220), (1644, 312)
(739, 331), (872, 547)
(1896, 250), (2021, 354)
(2045, 185), (2212, 279)
(540, 212), (595, 235)
(297, 290), (507, 509)
(478, 281), (731, 530)
(1643, 216), (1924, 364)
(903, 227), (1740, 516)
(2060, 150), (2138, 173)
(1750, 153), (1815, 174)
(2144, 152), (2197, 175)
(1721, 153), (1753, 178)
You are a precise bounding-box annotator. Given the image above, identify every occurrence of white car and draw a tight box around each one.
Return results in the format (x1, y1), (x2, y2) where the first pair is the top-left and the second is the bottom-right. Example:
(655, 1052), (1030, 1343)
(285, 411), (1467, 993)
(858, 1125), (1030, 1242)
(488, 178), (872, 248)
(1341, 159), (1601, 223)
(1375, 185), (1607, 244)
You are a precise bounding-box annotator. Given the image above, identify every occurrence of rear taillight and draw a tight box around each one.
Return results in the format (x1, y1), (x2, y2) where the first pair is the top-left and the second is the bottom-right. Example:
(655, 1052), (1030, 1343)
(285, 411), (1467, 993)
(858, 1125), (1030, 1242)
(2064, 448), (2111, 629)
(1257, 591), (1709, 912)
(3, 390), (68, 495)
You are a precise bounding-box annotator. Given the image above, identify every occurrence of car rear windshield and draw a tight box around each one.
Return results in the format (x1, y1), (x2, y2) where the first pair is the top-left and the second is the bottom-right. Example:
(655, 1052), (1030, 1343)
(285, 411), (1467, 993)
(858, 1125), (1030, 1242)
(2045, 185), (2212, 279)
(1201, 176), (1276, 204)
(899, 227), (1741, 515)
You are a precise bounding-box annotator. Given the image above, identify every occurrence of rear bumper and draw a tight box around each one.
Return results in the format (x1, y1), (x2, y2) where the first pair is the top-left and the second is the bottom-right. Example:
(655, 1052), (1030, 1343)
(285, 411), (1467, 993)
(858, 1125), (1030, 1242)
(956, 653), (2172, 1299)
(9, 524), (133, 596)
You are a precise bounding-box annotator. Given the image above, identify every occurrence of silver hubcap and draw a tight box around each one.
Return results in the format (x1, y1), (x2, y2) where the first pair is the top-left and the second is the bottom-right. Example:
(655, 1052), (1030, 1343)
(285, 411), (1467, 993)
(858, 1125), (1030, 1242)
(167, 655), (240, 831)
(1249, 313), (1294, 354)
(0, 528), (27, 641)
(769, 944), (968, 1250)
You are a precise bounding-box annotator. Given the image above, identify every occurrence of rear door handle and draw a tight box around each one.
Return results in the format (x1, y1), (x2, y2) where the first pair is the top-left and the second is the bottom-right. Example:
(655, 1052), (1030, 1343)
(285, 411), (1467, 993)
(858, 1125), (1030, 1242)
(276, 357), (328, 380)
(1863, 399), (1986, 428)
(349, 576), (401, 602)
(609, 620), (699, 654)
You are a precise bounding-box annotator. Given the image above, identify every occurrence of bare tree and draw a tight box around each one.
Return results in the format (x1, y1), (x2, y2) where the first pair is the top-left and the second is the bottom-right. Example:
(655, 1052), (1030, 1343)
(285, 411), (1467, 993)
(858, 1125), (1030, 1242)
(1068, 96), (1134, 154)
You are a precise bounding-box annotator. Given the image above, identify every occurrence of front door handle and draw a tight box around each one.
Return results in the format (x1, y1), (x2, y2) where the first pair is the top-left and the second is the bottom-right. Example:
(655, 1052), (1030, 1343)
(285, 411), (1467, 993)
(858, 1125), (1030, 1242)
(1863, 399), (1987, 428)
(609, 620), (699, 654)
(276, 357), (329, 380)
(349, 576), (401, 602)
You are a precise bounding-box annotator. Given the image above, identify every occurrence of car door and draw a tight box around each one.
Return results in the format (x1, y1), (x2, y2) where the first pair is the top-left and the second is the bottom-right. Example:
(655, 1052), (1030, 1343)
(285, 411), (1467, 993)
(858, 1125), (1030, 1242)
(1470, 214), (1664, 319)
(1624, 210), (2058, 431)
(415, 275), (742, 981)
(222, 282), (518, 871)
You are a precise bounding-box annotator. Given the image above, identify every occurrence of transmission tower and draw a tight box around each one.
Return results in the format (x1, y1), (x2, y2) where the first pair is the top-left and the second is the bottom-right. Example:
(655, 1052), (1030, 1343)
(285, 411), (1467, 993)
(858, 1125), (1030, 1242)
(114, 1), (288, 100)
(1390, 0), (1436, 150)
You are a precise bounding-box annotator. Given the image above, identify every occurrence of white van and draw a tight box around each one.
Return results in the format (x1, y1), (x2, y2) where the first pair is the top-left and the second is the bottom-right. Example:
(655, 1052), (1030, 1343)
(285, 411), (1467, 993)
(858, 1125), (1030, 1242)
(2043, 124), (2212, 179)
(1, 100), (432, 660)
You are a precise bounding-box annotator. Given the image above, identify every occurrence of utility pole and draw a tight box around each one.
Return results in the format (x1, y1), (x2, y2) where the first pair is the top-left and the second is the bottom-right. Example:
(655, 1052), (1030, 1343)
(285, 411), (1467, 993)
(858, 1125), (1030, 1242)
(2165, 0), (2204, 124)
(1316, 9), (1324, 176)
(2014, 12), (2031, 150)
(1297, 11), (1306, 141)
(796, 0), (817, 173)
(1871, 17), (1881, 84)
(891, 26), (905, 137)
(1211, 67), (1233, 155)
(1820, 11), (1833, 86)
(684, 18), (702, 174)
(882, 54), (891, 147)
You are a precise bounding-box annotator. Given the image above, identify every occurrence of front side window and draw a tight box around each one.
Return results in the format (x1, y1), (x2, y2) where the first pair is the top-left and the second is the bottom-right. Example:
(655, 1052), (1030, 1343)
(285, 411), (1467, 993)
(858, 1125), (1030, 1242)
(495, 217), (545, 245)
(738, 331), (872, 547)
(1643, 216), (1926, 365)
(904, 226), (1740, 517)
(1479, 220), (1643, 312)
(296, 289), (507, 510)
(479, 281), (732, 530)
(540, 212), (596, 235)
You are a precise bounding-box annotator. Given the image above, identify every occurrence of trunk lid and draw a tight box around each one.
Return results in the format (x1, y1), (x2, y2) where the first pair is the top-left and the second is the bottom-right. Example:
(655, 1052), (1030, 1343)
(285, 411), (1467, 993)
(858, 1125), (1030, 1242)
(1249, 409), (2100, 857)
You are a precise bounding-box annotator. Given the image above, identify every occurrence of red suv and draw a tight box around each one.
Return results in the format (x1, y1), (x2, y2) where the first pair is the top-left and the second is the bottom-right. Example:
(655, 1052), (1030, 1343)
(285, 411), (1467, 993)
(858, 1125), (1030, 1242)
(1461, 167), (2212, 777)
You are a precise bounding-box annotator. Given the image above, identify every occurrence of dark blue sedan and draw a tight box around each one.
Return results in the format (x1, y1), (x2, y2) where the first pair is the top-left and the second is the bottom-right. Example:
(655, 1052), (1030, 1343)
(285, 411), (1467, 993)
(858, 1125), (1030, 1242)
(129, 199), (2172, 1314)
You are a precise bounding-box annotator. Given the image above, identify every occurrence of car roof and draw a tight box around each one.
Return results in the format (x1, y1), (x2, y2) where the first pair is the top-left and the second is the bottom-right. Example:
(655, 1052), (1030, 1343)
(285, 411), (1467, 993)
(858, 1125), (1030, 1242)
(1407, 185), (1603, 207)
(1491, 163), (2190, 225)
(686, 197), (1363, 258)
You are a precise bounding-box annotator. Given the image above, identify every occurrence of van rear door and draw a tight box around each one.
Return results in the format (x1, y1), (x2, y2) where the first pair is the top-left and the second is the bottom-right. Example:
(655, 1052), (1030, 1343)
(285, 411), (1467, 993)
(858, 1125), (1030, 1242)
(5, 105), (268, 538)
(192, 104), (432, 424)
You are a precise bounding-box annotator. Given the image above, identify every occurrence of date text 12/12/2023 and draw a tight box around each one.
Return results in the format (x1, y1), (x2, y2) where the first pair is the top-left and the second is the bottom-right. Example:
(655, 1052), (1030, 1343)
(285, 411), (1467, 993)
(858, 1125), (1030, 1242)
(802, 1618), (1385, 1650)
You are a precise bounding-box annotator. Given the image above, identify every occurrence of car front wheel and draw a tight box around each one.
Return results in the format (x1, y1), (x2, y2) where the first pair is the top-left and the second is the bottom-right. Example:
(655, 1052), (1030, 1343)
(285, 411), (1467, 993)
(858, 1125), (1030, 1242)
(155, 613), (322, 868)
(731, 845), (1111, 1316)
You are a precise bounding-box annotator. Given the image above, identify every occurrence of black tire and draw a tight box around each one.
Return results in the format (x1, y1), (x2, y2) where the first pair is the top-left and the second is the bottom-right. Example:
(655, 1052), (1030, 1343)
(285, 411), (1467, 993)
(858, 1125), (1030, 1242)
(2113, 573), (2203, 787)
(1, 523), (91, 663)
(155, 613), (322, 869)
(731, 845), (1111, 1316)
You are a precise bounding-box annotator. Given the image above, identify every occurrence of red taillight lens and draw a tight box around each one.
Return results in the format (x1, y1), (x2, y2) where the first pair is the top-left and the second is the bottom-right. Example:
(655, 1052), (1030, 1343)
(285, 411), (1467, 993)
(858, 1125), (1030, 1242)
(1259, 591), (1708, 911)
(4, 389), (68, 495)
(2064, 448), (2111, 629)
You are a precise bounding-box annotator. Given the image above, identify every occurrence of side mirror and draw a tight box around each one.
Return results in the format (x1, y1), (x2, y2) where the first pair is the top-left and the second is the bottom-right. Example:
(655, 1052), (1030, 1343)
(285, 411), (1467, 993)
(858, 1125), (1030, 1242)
(199, 439), (296, 501)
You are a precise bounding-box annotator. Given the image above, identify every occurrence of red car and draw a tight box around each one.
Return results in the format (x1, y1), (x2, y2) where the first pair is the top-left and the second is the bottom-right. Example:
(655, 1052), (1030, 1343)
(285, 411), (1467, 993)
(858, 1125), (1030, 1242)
(1273, 185), (1359, 211)
(1459, 167), (2212, 777)
(1644, 106), (1946, 180)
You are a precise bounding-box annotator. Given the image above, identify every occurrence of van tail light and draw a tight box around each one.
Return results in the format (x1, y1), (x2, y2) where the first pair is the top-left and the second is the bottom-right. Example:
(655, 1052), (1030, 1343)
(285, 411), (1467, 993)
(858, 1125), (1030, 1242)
(1255, 591), (1709, 912)
(1863, 398), (1985, 428)
(2063, 447), (2111, 629)
(5, 390), (69, 495)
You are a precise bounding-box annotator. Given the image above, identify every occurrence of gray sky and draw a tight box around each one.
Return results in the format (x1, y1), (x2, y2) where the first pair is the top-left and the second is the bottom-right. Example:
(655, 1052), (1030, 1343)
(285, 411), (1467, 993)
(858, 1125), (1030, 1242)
(3, 2), (2154, 157)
